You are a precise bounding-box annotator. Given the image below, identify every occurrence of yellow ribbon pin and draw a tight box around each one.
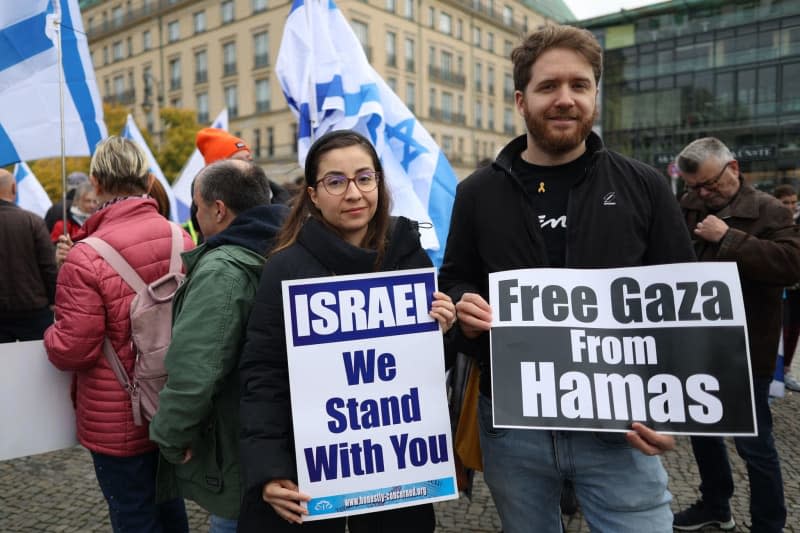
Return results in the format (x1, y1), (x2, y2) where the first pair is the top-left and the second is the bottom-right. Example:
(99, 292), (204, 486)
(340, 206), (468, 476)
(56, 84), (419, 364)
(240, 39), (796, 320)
(538, 181), (546, 194)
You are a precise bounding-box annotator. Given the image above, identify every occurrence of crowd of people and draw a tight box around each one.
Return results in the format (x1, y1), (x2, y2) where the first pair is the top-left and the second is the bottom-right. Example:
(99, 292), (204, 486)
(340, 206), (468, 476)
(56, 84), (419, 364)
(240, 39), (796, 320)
(1, 22), (799, 533)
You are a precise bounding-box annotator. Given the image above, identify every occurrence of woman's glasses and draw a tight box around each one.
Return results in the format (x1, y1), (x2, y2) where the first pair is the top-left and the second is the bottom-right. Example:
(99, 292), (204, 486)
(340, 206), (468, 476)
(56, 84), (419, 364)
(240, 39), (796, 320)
(316, 170), (380, 196)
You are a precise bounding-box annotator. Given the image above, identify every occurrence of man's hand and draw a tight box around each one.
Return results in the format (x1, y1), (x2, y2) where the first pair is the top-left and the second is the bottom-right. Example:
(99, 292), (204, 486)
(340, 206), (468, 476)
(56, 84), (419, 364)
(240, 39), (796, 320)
(455, 292), (492, 339)
(626, 422), (675, 455)
(262, 479), (310, 524)
(694, 215), (729, 243)
(181, 448), (193, 464)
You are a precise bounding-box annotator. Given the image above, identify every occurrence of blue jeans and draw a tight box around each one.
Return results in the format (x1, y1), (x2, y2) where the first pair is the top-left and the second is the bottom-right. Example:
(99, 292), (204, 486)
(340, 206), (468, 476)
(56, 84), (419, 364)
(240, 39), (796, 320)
(91, 449), (188, 533)
(478, 394), (672, 533)
(690, 376), (786, 532)
(209, 514), (238, 533)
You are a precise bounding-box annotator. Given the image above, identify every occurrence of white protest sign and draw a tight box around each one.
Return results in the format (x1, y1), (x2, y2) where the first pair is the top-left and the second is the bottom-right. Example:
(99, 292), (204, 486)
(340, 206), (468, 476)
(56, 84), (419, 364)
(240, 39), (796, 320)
(489, 262), (756, 437)
(0, 340), (77, 461)
(283, 268), (457, 520)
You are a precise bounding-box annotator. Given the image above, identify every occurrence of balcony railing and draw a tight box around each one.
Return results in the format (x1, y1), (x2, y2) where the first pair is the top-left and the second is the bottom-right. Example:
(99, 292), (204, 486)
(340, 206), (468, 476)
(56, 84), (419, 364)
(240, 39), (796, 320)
(254, 55), (270, 69)
(386, 54), (397, 68)
(195, 71), (208, 84)
(223, 63), (237, 77)
(86, 0), (197, 41)
(169, 78), (181, 91)
(429, 107), (466, 125)
(405, 59), (415, 72)
(103, 89), (136, 106)
(427, 65), (466, 87)
(464, 1), (527, 33)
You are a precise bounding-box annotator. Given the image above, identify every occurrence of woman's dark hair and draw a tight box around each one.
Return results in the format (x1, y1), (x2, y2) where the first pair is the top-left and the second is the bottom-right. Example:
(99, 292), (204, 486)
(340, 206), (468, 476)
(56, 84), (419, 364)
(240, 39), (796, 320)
(271, 130), (391, 265)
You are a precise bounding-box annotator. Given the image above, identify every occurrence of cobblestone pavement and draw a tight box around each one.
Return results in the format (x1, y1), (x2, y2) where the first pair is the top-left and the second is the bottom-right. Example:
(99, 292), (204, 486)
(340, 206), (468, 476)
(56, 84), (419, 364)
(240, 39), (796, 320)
(2, 391), (799, 532)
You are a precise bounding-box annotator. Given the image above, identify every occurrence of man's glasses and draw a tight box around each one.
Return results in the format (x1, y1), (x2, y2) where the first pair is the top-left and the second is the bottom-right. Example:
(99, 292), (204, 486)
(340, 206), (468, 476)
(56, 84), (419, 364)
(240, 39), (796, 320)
(316, 170), (380, 196)
(687, 161), (732, 192)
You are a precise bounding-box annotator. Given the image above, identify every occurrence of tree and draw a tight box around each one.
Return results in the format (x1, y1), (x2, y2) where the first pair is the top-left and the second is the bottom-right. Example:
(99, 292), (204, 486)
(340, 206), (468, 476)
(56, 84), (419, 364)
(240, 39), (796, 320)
(156, 107), (200, 182)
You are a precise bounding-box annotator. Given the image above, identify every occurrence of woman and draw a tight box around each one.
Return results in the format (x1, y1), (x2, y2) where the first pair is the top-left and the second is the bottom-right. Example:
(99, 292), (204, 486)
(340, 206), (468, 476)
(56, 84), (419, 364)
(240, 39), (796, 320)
(239, 130), (456, 532)
(44, 136), (193, 533)
(50, 181), (98, 242)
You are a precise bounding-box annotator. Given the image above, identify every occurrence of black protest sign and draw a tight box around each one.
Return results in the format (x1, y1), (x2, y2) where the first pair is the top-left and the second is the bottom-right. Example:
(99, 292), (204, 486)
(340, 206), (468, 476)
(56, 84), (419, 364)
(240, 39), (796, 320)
(488, 263), (756, 436)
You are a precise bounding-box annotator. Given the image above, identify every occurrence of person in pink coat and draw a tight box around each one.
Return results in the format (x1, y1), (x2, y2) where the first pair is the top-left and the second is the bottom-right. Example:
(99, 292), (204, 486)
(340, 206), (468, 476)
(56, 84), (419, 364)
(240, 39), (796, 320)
(44, 136), (193, 533)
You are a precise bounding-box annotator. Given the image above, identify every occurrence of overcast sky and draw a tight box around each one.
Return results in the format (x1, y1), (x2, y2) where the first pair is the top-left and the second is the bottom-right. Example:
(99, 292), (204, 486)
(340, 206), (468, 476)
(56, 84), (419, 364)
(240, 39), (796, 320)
(563, 0), (665, 20)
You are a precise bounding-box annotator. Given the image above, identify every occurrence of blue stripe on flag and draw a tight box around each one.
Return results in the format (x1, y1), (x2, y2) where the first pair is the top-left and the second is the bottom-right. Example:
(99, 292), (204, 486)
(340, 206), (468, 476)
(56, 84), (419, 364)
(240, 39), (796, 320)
(0, 123), (20, 164)
(0, 11), (54, 72)
(13, 161), (29, 184)
(289, 0), (338, 15)
(426, 152), (457, 267)
(59, 0), (103, 151)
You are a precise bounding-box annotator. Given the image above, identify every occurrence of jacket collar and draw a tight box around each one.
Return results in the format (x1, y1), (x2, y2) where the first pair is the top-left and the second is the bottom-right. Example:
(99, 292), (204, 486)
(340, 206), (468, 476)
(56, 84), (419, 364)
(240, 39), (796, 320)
(494, 130), (605, 173)
(76, 197), (160, 239)
(680, 176), (759, 219)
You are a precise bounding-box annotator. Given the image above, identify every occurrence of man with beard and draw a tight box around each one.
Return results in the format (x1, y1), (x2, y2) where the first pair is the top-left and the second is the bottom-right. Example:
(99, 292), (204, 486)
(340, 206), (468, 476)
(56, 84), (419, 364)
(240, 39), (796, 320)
(438, 25), (695, 533)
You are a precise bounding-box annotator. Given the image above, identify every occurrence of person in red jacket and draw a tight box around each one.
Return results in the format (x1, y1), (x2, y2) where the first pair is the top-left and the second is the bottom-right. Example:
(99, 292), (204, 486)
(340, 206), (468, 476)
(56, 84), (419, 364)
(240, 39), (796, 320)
(49, 181), (98, 242)
(44, 136), (193, 533)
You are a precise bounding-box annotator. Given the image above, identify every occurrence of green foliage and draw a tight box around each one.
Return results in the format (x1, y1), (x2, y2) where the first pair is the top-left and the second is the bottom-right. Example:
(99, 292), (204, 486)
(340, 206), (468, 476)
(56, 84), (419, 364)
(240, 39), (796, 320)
(156, 107), (200, 183)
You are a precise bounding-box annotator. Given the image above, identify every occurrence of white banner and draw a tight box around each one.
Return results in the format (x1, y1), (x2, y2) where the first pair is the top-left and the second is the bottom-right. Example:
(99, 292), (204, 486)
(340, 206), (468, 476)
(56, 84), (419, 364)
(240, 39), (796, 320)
(0, 340), (77, 461)
(283, 268), (457, 520)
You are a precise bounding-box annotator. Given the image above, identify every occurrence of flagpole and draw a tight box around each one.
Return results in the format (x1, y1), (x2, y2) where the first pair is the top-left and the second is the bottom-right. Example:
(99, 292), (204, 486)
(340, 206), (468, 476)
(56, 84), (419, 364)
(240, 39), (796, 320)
(54, 1), (68, 237)
(305, 0), (318, 143)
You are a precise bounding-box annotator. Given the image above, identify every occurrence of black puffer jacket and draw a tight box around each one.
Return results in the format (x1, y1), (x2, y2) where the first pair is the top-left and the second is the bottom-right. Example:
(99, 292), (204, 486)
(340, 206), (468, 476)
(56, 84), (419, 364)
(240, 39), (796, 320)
(439, 132), (696, 397)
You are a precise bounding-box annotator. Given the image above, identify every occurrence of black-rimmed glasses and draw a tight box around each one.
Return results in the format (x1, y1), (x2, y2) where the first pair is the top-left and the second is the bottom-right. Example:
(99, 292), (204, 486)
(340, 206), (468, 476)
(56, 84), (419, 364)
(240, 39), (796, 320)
(687, 161), (732, 192)
(316, 171), (380, 196)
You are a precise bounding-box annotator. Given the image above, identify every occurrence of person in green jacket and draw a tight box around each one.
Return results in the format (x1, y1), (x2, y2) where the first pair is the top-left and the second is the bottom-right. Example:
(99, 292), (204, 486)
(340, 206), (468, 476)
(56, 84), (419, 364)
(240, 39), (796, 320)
(150, 159), (288, 533)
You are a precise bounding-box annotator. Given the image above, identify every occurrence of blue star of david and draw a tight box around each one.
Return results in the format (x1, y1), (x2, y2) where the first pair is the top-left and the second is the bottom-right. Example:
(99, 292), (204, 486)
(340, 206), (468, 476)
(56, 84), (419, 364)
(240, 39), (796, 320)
(385, 119), (428, 171)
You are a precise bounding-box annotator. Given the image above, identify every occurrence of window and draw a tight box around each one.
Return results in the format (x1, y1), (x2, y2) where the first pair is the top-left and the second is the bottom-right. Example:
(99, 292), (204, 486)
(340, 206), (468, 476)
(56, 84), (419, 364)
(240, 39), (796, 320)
(439, 13), (451, 35)
(168, 20), (179, 42)
(404, 38), (414, 71)
(253, 0), (268, 13)
(429, 45), (435, 68)
(387, 77), (397, 92)
(503, 5), (512, 25)
(441, 51), (453, 74)
(170, 97), (182, 108)
(757, 65), (776, 115)
(474, 101), (482, 128)
(504, 40), (513, 57)
(386, 32), (396, 67)
(254, 32), (269, 68)
(428, 7), (435, 28)
(442, 92), (453, 121)
(429, 88), (436, 116)
(126, 36), (133, 57)
(253, 129), (262, 158)
(103, 46), (109, 65)
(255, 79), (270, 112)
(473, 27), (481, 47)
(385, 0), (395, 12)
(474, 62), (482, 92)
(169, 58), (181, 90)
(222, 0), (235, 24)
(143, 65), (153, 102)
(352, 21), (369, 56)
(104, 77), (110, 96)
(266, 126), (274, 156)
(487, 65), (495, 94)
(503, 107), (514, 134)
(488, 102), (494, 130)
(194, 50), (208, 83)
(503, 73), (514, 98)
(112, 41), (123, 61)
(113, 75), (125, 97)
(193, 11), (206, 33)
(403, 0), (413, 19)
(487, 32), (494, 53)
(197, 92), (209, 124)
(223, 42), (237, 76)
(225, 85), (238, 117)
(456, 19), (463, 40)
(406, 81), (415, 112)
(142, 30), (152, 51)
(782, 62), (800, 113)
(112, 6), (123, 27)
(442, 135), (453, 156)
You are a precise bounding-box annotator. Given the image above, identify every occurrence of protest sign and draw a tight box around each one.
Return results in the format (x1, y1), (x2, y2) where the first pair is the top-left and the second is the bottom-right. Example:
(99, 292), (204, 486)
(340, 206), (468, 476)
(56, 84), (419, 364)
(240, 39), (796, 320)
(1, 340), (77, 461)
(283, 268), (457, 520)
(489, 263), (756, 436)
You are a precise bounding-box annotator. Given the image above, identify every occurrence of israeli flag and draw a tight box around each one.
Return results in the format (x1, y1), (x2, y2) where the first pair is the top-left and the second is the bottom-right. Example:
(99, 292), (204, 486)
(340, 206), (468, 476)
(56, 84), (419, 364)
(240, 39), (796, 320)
(171, 109), (228, 222)
(121, 115), (179, 223)
(0, 0), (106, 166)
(13, 162), (52, 218)
(276, 0), (457, 266)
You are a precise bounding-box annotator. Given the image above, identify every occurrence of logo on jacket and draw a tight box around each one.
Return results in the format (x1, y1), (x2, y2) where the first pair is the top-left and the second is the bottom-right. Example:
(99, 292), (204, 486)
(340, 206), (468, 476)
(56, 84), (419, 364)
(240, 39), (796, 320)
(603, 192), (617, 206)
(538, 214), (567, 228)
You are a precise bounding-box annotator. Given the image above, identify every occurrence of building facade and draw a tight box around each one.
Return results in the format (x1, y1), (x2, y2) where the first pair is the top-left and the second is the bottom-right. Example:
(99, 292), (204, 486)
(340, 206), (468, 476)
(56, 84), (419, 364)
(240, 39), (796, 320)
(581, 0), (800, 188)
(79, 0), (573, 182)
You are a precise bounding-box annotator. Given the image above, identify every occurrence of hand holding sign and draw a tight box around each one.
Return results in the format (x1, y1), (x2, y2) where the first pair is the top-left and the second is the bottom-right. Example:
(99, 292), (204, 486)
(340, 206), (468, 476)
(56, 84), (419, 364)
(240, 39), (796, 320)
(263, 479), (311, 524)
(429, 291), (457, 332)
(455, 292), (492, 339)
(626, 423), (676, 456)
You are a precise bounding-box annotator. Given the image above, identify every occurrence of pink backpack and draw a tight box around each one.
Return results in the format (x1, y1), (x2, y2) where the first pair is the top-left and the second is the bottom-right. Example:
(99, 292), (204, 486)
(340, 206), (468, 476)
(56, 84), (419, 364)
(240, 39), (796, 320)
(82, 223), (185, 426)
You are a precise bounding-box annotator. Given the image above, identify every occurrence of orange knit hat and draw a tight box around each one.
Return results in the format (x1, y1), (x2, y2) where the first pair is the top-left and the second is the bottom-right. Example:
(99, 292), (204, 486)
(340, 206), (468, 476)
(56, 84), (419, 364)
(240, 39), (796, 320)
(196, 128), (250, 165)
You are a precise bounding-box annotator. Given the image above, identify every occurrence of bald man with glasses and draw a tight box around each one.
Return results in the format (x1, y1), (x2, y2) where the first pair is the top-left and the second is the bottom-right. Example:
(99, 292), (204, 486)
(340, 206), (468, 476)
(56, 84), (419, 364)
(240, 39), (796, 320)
(673, 137), (800, 533)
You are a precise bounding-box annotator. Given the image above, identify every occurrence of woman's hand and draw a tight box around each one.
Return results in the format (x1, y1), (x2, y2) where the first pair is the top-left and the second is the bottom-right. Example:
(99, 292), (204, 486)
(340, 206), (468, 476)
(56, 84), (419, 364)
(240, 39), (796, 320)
(55, 234), (73, 268)
(430, 291), (457, 333)
(455, 292), (493, 339)
(262, 479), (310, 524)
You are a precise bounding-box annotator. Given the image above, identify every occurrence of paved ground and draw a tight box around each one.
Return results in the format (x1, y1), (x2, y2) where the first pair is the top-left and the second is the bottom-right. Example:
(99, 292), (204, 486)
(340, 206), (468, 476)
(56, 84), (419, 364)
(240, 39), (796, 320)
(2, 391), (799, 532)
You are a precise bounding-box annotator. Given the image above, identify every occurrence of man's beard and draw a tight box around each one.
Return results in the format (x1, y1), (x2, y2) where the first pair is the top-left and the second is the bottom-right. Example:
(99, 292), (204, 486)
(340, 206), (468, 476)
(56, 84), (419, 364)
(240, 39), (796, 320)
(524, 107), (598, 155)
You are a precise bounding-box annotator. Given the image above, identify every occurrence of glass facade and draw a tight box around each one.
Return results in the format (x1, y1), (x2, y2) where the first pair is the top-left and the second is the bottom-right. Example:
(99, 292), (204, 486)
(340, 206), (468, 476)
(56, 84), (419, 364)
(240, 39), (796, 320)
(583, 0), (800, 186)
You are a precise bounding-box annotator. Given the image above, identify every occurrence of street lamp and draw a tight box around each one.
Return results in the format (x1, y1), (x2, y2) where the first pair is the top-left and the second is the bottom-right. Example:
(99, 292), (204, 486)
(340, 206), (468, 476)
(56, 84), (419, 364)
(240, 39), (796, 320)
(141, 71), (163, 145)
